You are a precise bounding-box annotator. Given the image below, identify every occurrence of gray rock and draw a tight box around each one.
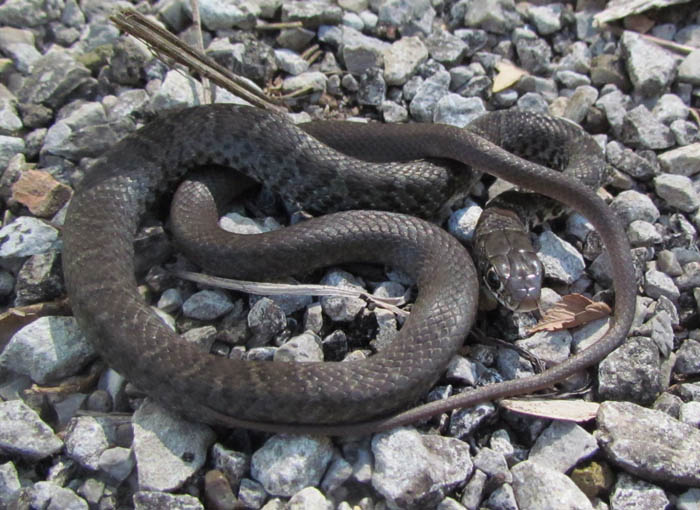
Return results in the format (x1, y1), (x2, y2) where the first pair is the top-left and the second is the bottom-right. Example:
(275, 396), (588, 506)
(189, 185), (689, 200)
(132, 399), (216, 491)
(342, 11), (364, 31)
(644, 268), (680, 302)
(211, 443), (249, 490)
(0, 134), (24, 170)
(676, 25), (700, 47)
(472, 447), (511, 487)
(0, 26), (40, 73)
(460, 468), (487, 510)
(654, 173), (700, 212)
(652, 93), (689, 125)
(671, 119), (700, 146)
(185, 0), (256, 30)
(680, 401), (700, 427)
(445, 355), (480, 386)
(463, 0), (522, 34)
(537, 231), (585, 284)
(26, 481), (89, 510)
(0, 316), (95, 384)
(41, 101), (121, 161)
(448, 402), (496, 439)
(598, 336), (664, 405)
(357, 67), (386, 106)
(149, 70), (203, 111)
(63, 415), (113, 471)
(437, 497), (467, 510)
(453, 28), (489, 56)
(275, 331), (323, 362)
(0, 0), (62, 27)
(529, 421), (598, 473)
(371, 427), (473, 510)
(621, 105), (675, 150)
(610, 190), (660, 225)
(433, 94), (486, 128)
(238, 478), (267, 509)
(596, 401), (700, 486)
(157, 288), (183, 313)
(251, 434), (333, 497)
(515, 36), (552, 75)
(282, 71), (327, 93)
(320, 269), (366, 322)
(133, 491), (204, 510)
(0, 98), (22, 136)
(628, 220), (662, 246)
(678, 49), (700, 85)
(555, 69), (591, 88)
(675, 339), (700, 376)
(287, 487), (333, 510)
(321, 455), (353, 493)
(303, 302), (323, 334)
(516, 329), (572, 366)
(282, 1), (342, 27)
(274, 48), (309, 76)
(426, 29), (467, 65)
(658, 143), (700, 176)
(511, 460), (592, 510)
(595, 87), (630, 136)
(247, 297), (286, 347)
(528, 4), (562, 35)
(563, 85), (598, 124)
(409, 70), (451, 122)
(378, 0), (435, 36)
(606, 140), (657, 180)
(98, 446), (134, 483)
(14, 250), (64, 306)
(675, 261), (700, 291)
(182, 289), (234, 321)
(559, 41), (592, 74)
(485, 484), (517, 509)
(0, 461), (21, 508)
(610, 473), (670, 510)
(18, 51), (92, 109)
(383, 36), (428, 86)
(516, 92), (548, 113)
(678, 488), (700, 510)
(621, 31), (678, 97)
(0, 399), (62, 460)
(447, 202), (482, 242)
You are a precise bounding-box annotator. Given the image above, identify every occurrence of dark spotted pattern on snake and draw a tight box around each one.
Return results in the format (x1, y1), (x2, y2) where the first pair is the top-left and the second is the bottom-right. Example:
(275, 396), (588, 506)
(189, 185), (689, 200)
(62, 104), (636, 435)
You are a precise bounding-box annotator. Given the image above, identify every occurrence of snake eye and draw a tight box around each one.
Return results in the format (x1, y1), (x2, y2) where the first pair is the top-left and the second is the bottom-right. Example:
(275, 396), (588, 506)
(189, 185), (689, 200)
(485, 267), (501, 291)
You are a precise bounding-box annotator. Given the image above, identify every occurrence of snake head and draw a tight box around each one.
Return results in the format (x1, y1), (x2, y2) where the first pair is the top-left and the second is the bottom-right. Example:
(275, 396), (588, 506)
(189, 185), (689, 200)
(479, 229), (543, 313)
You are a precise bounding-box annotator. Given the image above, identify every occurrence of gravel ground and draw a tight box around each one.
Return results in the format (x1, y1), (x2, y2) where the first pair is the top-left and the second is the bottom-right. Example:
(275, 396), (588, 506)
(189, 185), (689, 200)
(0, 0), (700, 509)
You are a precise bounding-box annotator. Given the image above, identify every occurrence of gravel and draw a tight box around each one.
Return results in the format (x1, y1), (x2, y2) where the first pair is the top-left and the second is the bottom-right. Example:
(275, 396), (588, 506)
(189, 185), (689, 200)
(0, 0), (699, 509)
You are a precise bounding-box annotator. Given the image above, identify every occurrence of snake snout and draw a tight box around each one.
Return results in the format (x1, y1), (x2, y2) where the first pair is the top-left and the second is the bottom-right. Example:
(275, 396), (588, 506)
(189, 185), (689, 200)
(504, 254), (543, 312)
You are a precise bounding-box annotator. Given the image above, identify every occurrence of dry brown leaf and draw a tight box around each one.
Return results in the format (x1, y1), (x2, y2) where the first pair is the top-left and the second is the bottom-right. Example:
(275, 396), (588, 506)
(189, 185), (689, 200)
(500, 399), (599, 422)
(492, 61), (527, 93)
(528, 294), (611, 334)
(0, 299), (71, 350)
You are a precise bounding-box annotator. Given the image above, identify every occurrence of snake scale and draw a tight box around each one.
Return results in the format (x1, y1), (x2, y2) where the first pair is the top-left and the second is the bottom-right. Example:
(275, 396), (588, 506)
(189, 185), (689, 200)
(62, 104), (637, 435)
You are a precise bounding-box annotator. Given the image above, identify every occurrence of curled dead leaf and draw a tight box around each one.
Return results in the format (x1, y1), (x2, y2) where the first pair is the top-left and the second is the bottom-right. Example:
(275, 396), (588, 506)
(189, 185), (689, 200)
(529, 294), (611, 334)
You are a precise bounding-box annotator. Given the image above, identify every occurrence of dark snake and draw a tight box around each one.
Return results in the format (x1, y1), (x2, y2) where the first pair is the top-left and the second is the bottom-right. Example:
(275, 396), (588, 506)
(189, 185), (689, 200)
(62, 104), (637, 435)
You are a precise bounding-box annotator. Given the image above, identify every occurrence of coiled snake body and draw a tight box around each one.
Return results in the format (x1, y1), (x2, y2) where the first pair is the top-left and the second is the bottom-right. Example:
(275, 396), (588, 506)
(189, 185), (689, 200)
(62, 105), (636, 435)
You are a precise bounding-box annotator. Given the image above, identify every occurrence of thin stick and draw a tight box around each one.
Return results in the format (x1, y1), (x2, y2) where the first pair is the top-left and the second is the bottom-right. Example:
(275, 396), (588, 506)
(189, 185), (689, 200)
(255, 20), (304, 30)
(189, 0), (211, 103)
(174, 270), (410, 317)
(110, 8), (283, 112)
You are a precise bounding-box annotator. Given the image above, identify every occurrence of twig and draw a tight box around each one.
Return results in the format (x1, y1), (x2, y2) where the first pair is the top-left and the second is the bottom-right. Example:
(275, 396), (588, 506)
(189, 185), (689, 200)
(110, 8), (284, 112)
(607, 25), (697, 55)
(173, 270), (410, 317)
(255, 20), (304, 30)
(189, 0), (211, 103)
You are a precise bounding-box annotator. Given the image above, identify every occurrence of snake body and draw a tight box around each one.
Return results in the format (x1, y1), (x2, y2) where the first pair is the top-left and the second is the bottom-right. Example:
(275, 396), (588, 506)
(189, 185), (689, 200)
(62, 104), (636, 434)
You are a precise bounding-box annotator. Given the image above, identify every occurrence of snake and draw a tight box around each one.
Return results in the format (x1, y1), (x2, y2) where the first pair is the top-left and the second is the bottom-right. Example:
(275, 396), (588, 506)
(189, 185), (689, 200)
(62, 104), (636, 435)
